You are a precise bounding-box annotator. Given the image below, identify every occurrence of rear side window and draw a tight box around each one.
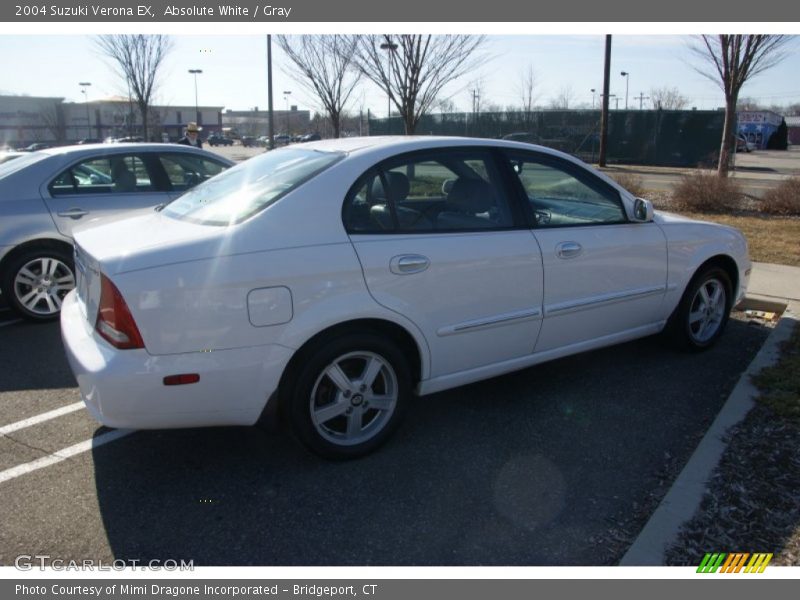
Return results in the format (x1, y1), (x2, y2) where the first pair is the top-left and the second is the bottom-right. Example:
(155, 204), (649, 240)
(157, 153), (228, 192)
(163, 148), (344, 226)
(49, 155), (153, 196)
(343, 149), (515, 233)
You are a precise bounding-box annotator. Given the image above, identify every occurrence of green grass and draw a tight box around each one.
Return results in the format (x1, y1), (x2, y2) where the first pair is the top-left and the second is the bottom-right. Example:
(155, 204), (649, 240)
(753, 323), (800, 420)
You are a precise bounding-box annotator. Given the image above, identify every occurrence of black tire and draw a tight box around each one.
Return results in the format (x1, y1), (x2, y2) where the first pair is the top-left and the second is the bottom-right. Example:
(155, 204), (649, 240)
(667, 265), (732, 351)
(1, 246), (76, 322)
(284, 332), (411, 459)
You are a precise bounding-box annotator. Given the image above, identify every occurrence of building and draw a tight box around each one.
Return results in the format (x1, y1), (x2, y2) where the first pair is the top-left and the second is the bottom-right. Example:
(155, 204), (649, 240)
(737, 110), (783, 150)
(222, 107), (311, 138)
(0, 94), (224, 147)
(0, 95), (64, 147)
(786, 116), (800, 146)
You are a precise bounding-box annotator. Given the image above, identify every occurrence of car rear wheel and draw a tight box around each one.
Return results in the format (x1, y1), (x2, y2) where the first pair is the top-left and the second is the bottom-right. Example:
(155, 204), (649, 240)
(285, 333), (411, 459)
(668, 266), (732, 351)
(2, 247), (76, 321)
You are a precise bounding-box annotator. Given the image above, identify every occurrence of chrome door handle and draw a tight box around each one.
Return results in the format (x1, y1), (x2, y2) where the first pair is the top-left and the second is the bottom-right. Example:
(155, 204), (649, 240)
(556, 241), (582, 259)
(390, 254), (430, 275)
(57, 208), (89, 219)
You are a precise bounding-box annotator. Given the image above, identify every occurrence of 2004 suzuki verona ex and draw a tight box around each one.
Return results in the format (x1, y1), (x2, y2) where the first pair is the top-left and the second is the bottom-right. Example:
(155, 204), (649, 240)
(61, 136), (750, 459)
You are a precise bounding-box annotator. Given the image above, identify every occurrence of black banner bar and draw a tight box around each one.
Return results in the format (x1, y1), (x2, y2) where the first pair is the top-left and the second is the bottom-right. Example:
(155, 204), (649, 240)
(2, 0), (800, 22)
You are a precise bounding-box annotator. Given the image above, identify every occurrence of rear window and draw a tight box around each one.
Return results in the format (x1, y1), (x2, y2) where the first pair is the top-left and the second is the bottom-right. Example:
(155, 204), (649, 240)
(0, 152), (47, 179)
(162, 148), (344, 226)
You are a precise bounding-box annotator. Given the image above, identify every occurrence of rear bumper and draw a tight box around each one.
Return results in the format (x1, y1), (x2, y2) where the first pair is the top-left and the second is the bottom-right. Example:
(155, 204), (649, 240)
(60, 291), (293, 430)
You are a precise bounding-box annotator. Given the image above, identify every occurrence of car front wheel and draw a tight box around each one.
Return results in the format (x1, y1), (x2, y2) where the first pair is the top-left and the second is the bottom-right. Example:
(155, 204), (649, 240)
(285, 333), (411, 459)
(669, 266), (732, 351)
(2, 247), (76, 321)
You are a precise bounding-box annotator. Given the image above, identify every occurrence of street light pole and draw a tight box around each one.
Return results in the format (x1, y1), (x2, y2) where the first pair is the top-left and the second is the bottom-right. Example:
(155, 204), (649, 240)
(380, 38), (398, 130)
(283, 90), (291, 135)
(620, 71), (629, 110)
(591, 88), (596, 109)
(79, 82), (91, 140)
(188, 69), (203, 124)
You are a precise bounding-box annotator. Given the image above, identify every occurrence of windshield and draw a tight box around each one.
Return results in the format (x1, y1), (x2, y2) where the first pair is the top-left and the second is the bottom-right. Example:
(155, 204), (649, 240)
(0, 152), (48, 179)
(163, 148), (344, 226)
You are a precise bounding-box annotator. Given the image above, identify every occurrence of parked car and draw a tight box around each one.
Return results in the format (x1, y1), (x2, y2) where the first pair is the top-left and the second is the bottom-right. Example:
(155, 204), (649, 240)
(23, 143), (50, 152)
(298, 132), (322, 143)
(736, 134), (755, 153)
(207, 133), (234, 147)
(61, 136), (750, 459)
(77, 138), (103, 145)
(240, 136), (258, 147)
(0, 143), (233, 321)
(273, 133), (292, 145)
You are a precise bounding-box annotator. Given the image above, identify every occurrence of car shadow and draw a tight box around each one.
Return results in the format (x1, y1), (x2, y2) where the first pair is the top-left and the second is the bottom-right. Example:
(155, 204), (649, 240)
(92, 317), (773, 566)
(0, 320), (77, 392)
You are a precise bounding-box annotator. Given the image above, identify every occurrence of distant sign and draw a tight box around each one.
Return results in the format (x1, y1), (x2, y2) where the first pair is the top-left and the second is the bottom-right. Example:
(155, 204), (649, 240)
(738, 111), (782, 126)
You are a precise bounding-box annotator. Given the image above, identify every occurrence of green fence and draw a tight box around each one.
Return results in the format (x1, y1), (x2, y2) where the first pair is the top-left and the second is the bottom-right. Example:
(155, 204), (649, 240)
(368, 109), (725, 167)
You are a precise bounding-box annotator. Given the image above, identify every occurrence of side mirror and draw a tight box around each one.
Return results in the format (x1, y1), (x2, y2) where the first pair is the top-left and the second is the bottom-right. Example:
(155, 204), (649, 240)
(633, 197), (654, 222)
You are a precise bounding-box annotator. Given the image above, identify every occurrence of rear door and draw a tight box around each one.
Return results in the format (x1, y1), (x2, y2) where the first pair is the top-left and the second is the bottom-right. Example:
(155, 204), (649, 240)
(345, 148), (544, 379)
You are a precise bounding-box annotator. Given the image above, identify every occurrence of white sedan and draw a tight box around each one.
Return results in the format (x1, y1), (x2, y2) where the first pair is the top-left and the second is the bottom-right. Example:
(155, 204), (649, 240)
(61, 136), (750, 459)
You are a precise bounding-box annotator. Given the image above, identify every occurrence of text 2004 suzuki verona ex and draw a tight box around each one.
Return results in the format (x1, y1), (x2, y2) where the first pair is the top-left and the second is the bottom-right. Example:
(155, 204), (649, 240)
(62, 137), (750, 458)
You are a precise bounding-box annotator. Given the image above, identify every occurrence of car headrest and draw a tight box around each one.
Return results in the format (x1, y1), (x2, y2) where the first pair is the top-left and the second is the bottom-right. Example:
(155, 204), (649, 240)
(370, 171), (410, 203)
(446, 178), (494, 213)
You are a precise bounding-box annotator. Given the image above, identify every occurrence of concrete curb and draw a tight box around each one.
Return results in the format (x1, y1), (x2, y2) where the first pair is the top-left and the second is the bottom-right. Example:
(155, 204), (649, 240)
(619, 300), (798, 565)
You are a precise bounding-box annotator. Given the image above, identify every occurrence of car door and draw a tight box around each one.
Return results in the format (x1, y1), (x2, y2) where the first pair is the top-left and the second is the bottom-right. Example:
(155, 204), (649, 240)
(501, 150), (668, 353)
(154, 152), (230, 200)
(42, 152), (170, 238)
(345, 148), (544, 379)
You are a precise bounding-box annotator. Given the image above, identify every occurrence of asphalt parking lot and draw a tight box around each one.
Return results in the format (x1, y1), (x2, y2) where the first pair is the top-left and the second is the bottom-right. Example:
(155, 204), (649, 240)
(0, 310), (771, 566)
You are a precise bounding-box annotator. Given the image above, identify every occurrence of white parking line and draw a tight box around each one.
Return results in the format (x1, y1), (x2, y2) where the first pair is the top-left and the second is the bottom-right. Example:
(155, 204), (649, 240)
(0, 402), (84, 436)
(0, 429), (134, 485)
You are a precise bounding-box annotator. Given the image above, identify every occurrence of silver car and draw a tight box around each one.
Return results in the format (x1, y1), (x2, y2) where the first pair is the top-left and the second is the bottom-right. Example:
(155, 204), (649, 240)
(0, 143), (233, 321)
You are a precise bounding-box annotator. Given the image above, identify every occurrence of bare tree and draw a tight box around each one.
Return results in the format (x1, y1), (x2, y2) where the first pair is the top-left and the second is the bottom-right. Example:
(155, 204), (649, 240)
(354, 34), (486, 135)
(649, 86), (690, 110)
(276, 35), (361, 139)
(95, 35), (173, 141)
(516, 64), (540, 117)
(550, 85), (575, 110)
(691, 34), (791, 176)
(434, 97), (458, 115)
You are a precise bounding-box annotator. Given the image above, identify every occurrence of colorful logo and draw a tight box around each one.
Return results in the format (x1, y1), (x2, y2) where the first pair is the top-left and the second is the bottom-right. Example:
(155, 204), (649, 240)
(697, 553), (773, 573)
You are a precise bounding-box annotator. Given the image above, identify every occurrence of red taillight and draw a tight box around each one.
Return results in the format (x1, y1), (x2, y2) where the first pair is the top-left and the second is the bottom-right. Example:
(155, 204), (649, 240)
(95, 274), (144, 350)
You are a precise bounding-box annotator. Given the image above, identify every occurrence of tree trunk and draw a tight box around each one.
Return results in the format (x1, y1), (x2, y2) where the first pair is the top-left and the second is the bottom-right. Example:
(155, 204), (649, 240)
(403, 111), (415, 135)
(718, 95), (738, 177)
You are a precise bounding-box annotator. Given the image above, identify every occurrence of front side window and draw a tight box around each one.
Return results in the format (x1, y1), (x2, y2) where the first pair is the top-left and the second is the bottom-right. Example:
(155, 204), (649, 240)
(49, 155), (152, 196)
(163, 148), (343, 226)
(504, 152), (627, 227)
(157, 153), (228, 192)
(343, 149), (514, 233)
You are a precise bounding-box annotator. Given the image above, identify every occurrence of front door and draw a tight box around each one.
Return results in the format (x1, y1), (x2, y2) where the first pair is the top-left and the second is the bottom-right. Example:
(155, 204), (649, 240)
(42, 153), (170, 238)
(501, 150), (668, 353)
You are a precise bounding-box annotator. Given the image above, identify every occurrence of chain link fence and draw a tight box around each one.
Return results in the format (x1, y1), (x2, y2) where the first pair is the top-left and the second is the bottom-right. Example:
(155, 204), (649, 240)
(368, 109), (725, 167)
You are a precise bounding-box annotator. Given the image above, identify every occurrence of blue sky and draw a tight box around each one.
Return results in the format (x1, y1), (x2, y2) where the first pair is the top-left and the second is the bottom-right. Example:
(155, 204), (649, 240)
(1, 34), (798, 116)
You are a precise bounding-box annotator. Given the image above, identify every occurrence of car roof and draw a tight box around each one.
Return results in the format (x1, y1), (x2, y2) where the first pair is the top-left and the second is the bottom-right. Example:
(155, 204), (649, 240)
(37, 142), (223, 156)
(298, 135), (581, 163)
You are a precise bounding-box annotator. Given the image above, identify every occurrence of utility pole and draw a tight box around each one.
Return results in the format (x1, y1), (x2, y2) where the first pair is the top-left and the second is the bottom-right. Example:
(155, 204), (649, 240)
(599, 35), (611, 167)
(635, 92), (650, 110)
(471, 88), (480, 136)
(267, 35), (274, 150)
